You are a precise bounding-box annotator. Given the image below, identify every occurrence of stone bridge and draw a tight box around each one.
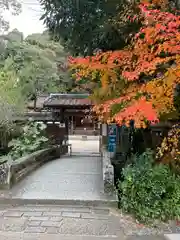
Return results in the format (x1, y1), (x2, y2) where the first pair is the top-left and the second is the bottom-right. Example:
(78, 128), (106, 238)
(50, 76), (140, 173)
(0, 135), (116, 205)
(0, 136), (175, 240)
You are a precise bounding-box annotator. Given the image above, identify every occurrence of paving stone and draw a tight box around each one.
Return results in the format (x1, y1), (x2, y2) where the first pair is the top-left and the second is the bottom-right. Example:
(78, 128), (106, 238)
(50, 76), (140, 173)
(41, 221), (62, 227)
(59, 218), (121, 236)
(46, 227), (59, 234)
(92, 208), (109, 215)
(43, 211), (62, 217)
(50, 216), (63, 222)
(62, 212), (81, 218)
(29, 216), (49, 221)
(50, 206), (90, 213)
(24, 226), (46, 233)
(17, 206), (50, 212)
(81, 213), (109, 220)
(27, 221), (41, 227)
(23, 212), (42, 217)
(3, 211), (23, 217)
(0, 217), (26, 232)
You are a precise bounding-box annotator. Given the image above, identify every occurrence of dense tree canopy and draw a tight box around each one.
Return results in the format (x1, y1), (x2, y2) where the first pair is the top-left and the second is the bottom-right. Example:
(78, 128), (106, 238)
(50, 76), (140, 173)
(40, 0), (142, 56)
(0, 30), (69, 103)
(0, 69), (23, 126)
(0, 29), (70, 146)
(69, 0), (180, 127)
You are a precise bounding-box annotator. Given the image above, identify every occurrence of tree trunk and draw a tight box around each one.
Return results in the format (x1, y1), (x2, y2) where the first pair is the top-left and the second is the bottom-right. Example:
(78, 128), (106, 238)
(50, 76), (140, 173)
(33, 95), (37, 111)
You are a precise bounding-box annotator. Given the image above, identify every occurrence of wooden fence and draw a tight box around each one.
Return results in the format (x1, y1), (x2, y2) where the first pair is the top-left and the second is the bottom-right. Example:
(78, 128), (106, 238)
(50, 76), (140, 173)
(116, 122), (171, 156)
(102, 121), (178, 186)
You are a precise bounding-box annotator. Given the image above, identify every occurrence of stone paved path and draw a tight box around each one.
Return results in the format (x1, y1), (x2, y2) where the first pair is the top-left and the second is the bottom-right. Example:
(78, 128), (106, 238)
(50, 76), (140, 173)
(0, 137), (175, 239)
(10, 155), (108, 201)
(0, 204), (167, 240)
(0, 204), (123, 239)
(9, 138), (112, 201)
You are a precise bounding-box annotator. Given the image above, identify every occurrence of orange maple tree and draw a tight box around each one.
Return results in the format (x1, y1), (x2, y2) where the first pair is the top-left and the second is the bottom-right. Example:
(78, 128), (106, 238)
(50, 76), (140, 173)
(69, 1), (180, 127)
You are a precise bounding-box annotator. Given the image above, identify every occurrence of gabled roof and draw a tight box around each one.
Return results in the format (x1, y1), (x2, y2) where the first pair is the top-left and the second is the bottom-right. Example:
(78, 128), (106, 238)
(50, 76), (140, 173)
(43, 93), (93, 108)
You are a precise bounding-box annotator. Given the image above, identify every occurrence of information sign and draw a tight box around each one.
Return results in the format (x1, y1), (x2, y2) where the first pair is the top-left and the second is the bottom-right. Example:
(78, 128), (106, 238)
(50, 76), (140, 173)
(108, 124), (117, 152)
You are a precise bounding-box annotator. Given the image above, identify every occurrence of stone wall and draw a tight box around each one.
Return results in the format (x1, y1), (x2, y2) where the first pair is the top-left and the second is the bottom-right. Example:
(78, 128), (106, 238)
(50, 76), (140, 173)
(0, 160), (11, 190)
(0, 145), (68, 190)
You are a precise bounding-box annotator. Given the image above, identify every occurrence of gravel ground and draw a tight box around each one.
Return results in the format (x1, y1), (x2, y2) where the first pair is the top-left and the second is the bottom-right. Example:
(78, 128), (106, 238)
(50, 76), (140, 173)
(110, 208), (180, 236)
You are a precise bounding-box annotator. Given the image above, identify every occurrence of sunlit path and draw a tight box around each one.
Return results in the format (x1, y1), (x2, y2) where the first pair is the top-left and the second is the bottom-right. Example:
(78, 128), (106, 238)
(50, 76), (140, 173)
(68, 135), (100, 156)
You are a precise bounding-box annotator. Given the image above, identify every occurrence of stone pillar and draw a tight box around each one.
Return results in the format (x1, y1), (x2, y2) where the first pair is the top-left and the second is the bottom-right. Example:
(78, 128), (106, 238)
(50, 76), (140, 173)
(100, 123), (108, 155)
(101, 146), (115, 195)
(0, 160), (11, 189)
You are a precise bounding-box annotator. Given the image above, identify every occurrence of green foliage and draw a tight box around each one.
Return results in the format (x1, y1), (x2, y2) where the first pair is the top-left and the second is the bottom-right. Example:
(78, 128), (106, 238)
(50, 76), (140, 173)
(0, 30), (70, 101)
(0, 30), (72, 149)
(110, 102), (127, 117)
(5, 29), (23, 42)
(0, 30), (71, 153)
(40, 0), (142, 56)
(119, 150), (180, 223)
(8, 121), (49, 160)
(0, 70), (24, 126)
(174, 83), (180, 115)
(0, 69), (23, 149)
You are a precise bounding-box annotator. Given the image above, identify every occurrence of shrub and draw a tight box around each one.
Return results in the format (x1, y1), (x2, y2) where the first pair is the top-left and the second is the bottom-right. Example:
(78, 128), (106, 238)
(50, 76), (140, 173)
(8, 121), (49, 160)
(118, 149), (180, 223)
(156, 123), (180, 174)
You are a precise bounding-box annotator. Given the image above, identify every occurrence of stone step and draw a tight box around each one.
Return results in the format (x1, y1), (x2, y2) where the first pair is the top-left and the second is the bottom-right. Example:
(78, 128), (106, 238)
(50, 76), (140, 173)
(0, 233), (122, 240)
(0, 204), (173, 240)
(0, 197), (118, 208)
(71, 153), (101, 157)
(126, 237), (166, 240)
(0, 204), (123, 239)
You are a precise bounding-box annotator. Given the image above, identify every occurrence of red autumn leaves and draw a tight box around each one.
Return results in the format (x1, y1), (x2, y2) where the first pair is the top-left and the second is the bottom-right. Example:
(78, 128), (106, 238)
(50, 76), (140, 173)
(69, 2), (180, 127)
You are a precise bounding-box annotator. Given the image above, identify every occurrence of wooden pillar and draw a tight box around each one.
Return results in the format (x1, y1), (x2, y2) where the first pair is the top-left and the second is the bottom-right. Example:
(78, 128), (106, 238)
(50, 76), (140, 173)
(70, 115), (74, 134)
(93, 120), (96, 131)
(71, 116), (74, 131)
(60, 108), (65, 123)
(64, 116), (69, 143)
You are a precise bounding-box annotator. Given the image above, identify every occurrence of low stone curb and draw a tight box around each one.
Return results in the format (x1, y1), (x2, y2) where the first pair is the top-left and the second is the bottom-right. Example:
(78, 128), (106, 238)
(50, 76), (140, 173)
(0, 197), (118, 208)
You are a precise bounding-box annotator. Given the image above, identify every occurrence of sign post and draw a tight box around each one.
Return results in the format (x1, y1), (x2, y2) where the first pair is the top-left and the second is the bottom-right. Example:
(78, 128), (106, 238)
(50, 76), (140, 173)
(108, 124), (117, 153)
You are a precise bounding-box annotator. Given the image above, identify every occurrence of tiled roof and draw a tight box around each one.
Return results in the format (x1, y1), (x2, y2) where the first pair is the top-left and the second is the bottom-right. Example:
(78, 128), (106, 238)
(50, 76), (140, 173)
(43, 94), (93, 107)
